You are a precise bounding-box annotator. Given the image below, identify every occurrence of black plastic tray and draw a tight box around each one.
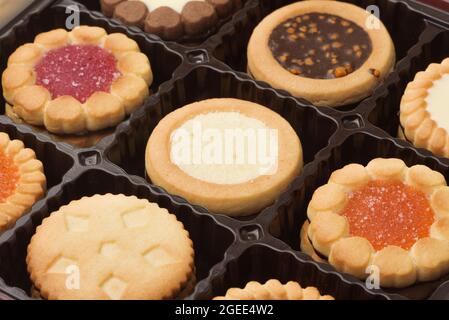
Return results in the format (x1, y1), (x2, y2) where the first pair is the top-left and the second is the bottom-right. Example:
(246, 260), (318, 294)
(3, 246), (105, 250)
(1, 0), (449, 300)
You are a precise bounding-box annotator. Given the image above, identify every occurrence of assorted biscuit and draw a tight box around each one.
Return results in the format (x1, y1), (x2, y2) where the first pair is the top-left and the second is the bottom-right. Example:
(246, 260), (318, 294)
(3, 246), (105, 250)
(248, 1), (395, 107)
(100, 0), (242, 41)
(304, 159), (449, 288)
(2, 26), (152, 134)
(27, 194), (195, 300)
(0, 132), (46, 232)
(1, 0), (449, 301)
(213, 280), (334, 300)
(400, 58), (449, 158)
(145, 98), (303, 217)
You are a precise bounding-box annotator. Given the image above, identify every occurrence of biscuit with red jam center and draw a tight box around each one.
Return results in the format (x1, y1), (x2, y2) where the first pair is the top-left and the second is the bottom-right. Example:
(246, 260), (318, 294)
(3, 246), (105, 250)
(2, 26), (152, 134)
(305, 159), (449, 288)
(0, 132), (46, 231)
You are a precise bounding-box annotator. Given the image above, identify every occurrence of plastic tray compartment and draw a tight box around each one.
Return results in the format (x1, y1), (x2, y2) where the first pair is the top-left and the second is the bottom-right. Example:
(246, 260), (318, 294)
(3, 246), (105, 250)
(366, 24), (449, 163)
(0, 119), (75, 298)
(0, 168), (236, 299)
(2, 0), (449, 301)
(268, 129), (449, 300)
(0, 0), (184, 149)
(206, 0), (430, 109)
(104, 63), (339, 215)
(193, 244), (390, 300)
(71, 0), (250, 45)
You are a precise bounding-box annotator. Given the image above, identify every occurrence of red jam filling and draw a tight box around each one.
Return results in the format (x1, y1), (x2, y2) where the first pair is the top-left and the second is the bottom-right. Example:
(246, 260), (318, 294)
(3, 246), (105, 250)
(0, 151), (19, 203)
(35, 44), (120, 103)
(340, 180), (434, 250)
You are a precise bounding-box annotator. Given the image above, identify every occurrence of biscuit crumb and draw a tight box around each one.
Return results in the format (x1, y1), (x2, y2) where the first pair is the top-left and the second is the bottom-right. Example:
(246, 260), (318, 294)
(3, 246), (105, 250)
(334, 67), (347, 78)
(289, 68), (301, 75)
(305, 58), (314, 66)
(370, 68), (381, 78)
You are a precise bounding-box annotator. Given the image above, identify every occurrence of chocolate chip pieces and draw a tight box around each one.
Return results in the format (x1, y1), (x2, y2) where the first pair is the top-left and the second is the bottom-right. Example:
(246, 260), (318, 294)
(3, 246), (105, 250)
(269, 13), (373, 79)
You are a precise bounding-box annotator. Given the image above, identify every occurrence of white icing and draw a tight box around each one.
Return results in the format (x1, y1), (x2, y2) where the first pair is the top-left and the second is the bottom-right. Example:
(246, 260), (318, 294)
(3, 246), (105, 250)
(137, 0), (205, 14)
(170, 111), (279, 185)
(426, 74), (449, 132)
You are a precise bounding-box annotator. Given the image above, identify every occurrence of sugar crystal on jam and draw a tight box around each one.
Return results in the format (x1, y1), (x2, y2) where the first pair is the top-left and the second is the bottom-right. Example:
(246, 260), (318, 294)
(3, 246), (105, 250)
(35, 44), (121, 103)
(341, 180), (434, 250)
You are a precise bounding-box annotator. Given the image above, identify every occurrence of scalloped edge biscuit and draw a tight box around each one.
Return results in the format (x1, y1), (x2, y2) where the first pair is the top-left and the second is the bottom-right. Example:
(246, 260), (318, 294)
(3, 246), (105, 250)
(400, 58), (449, 158)
(305, 158), (449, 288)
(2, 26), (153, 134)
(0, 132), (46, 232)
(213, 279), (334, 300)
(100, 0), (239, 41)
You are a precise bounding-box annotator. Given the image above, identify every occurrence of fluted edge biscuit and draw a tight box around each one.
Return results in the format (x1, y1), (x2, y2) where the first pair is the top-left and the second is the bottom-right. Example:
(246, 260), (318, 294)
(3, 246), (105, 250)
(306, 158), (449, 288)
(400, 58), (449, 158)
(0, 132), (46, 232)
(213, 279), (334, 300)
(2, 26), (152, 134)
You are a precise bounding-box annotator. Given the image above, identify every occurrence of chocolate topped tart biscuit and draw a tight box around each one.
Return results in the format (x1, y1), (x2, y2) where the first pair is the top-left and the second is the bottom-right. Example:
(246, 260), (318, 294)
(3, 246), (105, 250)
(2, 26), (152, 135)
(0, 132), (46, 232)
(101, 0), (242, 41)
(304, 159), (449, 288)
(213, 280), (334, 300)
(145, 98), (303, 217)
(27, 194), (195, 300)
(247, 1), (395, 107)
(400, 58), (449, 159)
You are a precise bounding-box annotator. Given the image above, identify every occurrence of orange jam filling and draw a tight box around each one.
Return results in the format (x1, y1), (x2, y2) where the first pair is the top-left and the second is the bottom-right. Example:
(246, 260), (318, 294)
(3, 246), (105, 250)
(340, 180), (434, 250)
(0, 150), (19, 203)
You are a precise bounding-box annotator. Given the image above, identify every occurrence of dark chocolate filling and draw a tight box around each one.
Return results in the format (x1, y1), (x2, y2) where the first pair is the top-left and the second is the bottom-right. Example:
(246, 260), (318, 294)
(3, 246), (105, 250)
(269, 13), (373, 79)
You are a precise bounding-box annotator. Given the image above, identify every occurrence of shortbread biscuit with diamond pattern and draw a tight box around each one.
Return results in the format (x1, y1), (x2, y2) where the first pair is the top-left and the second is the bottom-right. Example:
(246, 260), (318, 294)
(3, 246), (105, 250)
(27, 194), (195, 300)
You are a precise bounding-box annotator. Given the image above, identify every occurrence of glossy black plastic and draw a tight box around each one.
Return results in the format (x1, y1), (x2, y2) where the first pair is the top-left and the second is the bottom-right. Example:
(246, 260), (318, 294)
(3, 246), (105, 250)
(1, 0), (449, 300)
